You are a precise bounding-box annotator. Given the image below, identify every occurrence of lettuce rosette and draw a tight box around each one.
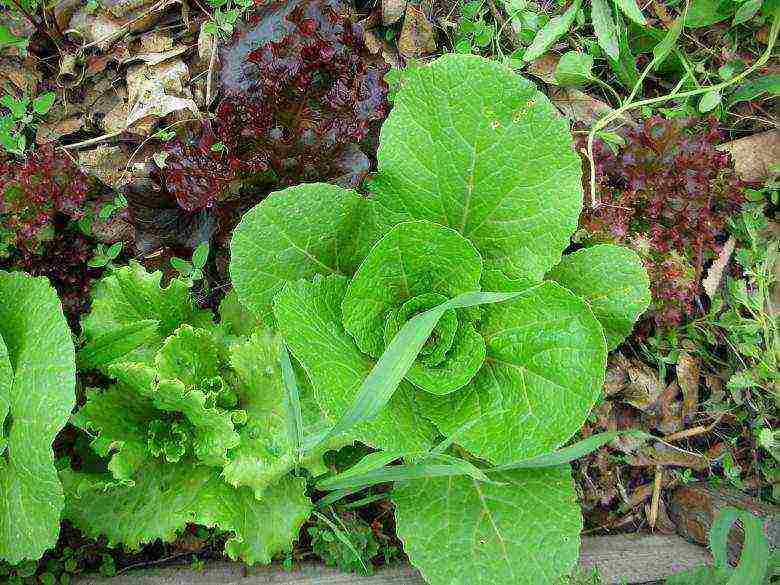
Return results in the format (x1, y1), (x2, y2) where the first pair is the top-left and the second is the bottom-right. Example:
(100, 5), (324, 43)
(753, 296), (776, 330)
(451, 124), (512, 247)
(228, 54), (651, 585)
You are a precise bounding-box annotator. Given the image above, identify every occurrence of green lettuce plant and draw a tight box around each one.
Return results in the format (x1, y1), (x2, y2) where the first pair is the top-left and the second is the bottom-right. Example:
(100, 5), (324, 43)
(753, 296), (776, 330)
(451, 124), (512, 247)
(0, 271), (76, 563)
(228, 54), (651, 584)
(63, 263), (336, 564)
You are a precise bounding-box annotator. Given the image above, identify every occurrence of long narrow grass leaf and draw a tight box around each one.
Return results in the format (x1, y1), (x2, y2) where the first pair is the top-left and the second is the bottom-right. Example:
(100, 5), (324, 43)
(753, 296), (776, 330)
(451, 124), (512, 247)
(493, 430), (650, 470)
(318, 454), (493, 491)
(280, 343), (304, 459)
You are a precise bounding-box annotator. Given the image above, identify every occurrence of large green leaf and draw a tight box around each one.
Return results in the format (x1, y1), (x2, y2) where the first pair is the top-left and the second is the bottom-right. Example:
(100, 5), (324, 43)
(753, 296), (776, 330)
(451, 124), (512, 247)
(273, 275), (435, 453)
(370, 54), (582, 281)
(81, 262), (211, 365)
(547, 245), (650, 350)
(393, 466), (582, 585)
(61, 463), (311, 565)
(0, 272), (76, 563)
(230, 184), (381, 321)
(417, 282), (606, 464)
(342, 221), (482, 358)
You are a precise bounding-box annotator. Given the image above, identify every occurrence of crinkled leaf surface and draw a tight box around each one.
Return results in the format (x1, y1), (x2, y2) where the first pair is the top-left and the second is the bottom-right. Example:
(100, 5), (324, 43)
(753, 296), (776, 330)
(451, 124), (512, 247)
(342, 221), (482, 358)
(417, 282), (606, 464)
(547, 245), (650, 350)
(156, 325), (221, 387)
(61, 463), (311, 565)
(81, 262), (212, 365)
(393, 465), (581, 585)
(273, 275), (435, 453)
(0, 272), (76, 563)
(370, 54), (582, 281)
(230, 184), (382, 320)
(71, 385), (156, 483)
(223, 331), (336, 498)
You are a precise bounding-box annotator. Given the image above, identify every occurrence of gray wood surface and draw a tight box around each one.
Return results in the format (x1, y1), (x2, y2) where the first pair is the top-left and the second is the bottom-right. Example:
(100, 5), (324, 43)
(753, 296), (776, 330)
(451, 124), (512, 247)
(77, 534), (711, 585)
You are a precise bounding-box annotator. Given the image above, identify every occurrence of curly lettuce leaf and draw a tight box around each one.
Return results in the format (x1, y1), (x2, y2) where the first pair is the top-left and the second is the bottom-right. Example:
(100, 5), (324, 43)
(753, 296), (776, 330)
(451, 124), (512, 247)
(417, 282), (606, 464)
(0, 272), (76, 563)
(156, 325), (221, 387)
(370, 54), (583, 281)
(273, 275), (435, 453)
(230, 184), (383, 321)
(393, 465), (581, 585)
(81, 261), (212, 366)
(71, 385), (156, 483)
(546, 245), (650, 350)
(61, 463), (311, 565)
(223, 331), (337, 498)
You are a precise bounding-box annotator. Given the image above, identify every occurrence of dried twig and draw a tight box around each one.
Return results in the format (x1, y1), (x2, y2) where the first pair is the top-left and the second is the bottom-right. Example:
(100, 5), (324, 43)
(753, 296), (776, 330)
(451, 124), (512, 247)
(649, 466), (663, 529)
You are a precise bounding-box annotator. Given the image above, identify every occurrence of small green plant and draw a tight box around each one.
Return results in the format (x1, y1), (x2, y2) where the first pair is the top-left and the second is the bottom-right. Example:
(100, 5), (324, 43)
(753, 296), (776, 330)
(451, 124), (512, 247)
(308, 511), (394, 575)
(88, 242), (123, 269)
(0, 92), (55, 155)
(202, 0), (253, 39)
(170, 241), (210, 288)
(0, 271), (76, 563)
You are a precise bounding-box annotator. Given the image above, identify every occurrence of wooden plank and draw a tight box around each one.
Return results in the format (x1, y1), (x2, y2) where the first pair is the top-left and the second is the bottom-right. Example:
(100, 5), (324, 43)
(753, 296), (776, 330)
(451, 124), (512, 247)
(77, 534), (711, 585)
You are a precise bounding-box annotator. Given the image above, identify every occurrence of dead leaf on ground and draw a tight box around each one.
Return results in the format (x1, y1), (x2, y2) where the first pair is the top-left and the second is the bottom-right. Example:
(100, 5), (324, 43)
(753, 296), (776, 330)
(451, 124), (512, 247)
(627, 444), (709, 470)
(644, 381), (684, 435)
(604, 353), (630, 396)
(79, 145), (135, 189)
(383, 0), (408, 25)
(677, 352), (700, 424)
(622, 358), (665, 411)
(0, 56), (41, 95)
(36, 117), (84, 144)
(702, 236), (735, 299)
(398, 4), (437, 57)
(529, 55), (635, 127)
(718, 130), (780, 183)
(126, 59), (199, 130)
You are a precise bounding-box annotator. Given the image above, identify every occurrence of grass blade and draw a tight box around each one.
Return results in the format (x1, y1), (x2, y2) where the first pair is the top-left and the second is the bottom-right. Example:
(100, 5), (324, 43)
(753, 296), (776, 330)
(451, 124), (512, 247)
(317, 453), (493, 491)
(493, 430), (650, 470)
(76, 320), (159, 370)
(280, 343), (304, 461)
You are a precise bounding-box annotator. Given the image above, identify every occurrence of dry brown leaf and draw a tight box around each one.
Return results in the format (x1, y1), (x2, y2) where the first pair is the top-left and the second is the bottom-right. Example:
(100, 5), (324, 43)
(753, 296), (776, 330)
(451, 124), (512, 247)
(78, 145), (133, 189)
(604, 353), (630, 396)
(677, 352), (700, 424)
(383, 0), (408, 25)
(35, 117), (84, 144)
(718, 130), (780, 183)
(398, 4), (437, 57)
(644, 381), (684, 435)
(623, 359), (665, 411)
(628, 444), (708, 470)
(702, 236), (735, 299)
(126, 59), (199, 129)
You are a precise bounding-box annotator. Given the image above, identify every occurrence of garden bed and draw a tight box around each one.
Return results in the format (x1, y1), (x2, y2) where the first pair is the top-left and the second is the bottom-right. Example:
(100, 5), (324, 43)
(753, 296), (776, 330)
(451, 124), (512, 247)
(77, 535), (711, 585)
(0, 1), (778, 585)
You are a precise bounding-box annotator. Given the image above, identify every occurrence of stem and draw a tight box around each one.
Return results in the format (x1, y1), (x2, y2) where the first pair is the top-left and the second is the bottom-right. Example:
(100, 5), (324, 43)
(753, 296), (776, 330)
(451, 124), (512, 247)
(587, 6), (780, 208)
